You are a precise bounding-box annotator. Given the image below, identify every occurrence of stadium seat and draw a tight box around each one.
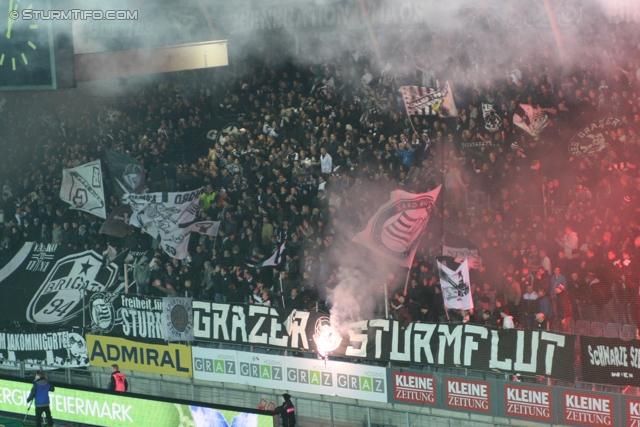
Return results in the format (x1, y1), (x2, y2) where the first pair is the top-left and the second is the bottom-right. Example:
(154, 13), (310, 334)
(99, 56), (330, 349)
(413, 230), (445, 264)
(590, 328), (603, 337)
(621, 324), (638, 341)
(591, 321), (605, 332)
(575, 320), (590, 330)
(606, 323), (621, 332)
(604, 330), (619, 338)
(575, 327), (590, 336)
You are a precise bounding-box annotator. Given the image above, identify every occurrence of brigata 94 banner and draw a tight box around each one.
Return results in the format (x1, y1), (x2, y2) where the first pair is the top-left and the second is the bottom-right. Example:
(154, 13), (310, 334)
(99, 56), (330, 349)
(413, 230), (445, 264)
(0, 377), (274, 427)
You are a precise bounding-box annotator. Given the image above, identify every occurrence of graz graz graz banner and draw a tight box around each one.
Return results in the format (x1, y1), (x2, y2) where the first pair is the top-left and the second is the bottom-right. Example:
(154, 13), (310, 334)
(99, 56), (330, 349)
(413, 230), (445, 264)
(193, 302), (575, 380)
(581, 335), (640, 386)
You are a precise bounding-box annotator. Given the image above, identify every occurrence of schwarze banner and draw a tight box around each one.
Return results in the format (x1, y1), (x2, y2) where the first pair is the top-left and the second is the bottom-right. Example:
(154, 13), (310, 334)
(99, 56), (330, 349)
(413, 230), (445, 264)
(581, 335), (640, 386)
(193, 303), (575, 380)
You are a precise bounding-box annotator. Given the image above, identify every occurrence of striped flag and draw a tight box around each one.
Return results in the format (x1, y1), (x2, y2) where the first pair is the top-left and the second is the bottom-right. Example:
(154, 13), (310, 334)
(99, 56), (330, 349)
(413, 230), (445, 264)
(353, 186), (441, 267)
(401, 86), (447, 116)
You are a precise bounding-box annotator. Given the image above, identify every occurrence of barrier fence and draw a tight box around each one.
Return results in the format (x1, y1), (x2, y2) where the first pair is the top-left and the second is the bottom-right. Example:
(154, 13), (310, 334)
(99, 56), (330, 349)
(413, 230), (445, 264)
(4, 341), (640, 427)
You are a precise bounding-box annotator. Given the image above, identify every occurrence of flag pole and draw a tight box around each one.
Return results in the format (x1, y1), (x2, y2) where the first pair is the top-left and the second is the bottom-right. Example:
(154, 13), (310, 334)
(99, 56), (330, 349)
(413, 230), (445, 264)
(279, 273), (286, 309)
(383, 279), (390, 320)
(403, 267), (412, 296)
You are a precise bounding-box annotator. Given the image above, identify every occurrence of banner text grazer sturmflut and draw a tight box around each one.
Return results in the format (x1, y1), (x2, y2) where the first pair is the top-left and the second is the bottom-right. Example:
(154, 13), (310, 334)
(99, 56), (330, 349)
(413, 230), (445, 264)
(192, 302), (575, 380)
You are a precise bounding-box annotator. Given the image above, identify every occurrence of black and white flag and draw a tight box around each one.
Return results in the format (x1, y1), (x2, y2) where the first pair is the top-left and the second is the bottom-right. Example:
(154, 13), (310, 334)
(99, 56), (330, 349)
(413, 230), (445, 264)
(482, 103), (501, 132)
(401, 86), (447, 116)
(59, 161), (106, 219)
(353, 186), (441, 267)
(437, 258), (473, 310)
(104, 149), (146, 200)
(443, 231), (481, 269)
(185, 221), (221, 237)
(513, 104), (549, 137)
(123, 188), (203, 259)
(99, 205), (134, 238)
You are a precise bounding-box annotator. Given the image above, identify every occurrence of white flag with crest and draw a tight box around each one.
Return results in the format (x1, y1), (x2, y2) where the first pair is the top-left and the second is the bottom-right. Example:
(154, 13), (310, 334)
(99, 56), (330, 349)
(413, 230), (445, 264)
(60, 160), (107, 219)
(123, 188), (203, 259)
(438, 258), (473, 310)
(353, 186), (441, 267)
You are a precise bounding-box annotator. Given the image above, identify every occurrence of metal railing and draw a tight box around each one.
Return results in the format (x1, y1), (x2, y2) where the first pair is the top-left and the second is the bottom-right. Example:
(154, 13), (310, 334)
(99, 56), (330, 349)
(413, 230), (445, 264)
(3, 349), (640, 427)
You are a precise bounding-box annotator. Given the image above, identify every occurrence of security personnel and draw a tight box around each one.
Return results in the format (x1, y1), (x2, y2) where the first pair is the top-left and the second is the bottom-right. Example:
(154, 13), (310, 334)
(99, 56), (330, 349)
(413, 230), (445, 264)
(274, 393), (296, 427)
(27, 371), (55, 427)
(109, 364), (128, 392)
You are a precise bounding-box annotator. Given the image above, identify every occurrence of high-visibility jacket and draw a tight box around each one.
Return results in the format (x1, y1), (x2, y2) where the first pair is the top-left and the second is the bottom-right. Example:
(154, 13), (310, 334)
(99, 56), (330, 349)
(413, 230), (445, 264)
(110, 371), (128, 392)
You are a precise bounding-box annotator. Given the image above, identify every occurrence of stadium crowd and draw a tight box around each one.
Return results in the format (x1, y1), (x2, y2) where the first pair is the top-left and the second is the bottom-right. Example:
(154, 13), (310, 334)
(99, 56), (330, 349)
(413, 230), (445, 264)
(2, 19), (640, 334)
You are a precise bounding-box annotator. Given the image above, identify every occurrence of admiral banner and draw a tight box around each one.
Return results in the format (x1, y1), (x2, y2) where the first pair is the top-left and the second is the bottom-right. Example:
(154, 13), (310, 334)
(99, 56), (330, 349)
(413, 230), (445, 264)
(0, 243), (120, 329)
(192, 346), (387, 403)
(580, 335), (640, 386)
(0, 330), (89, 370)
(86, 334), (192, 378)
(192, 303), (575, 380)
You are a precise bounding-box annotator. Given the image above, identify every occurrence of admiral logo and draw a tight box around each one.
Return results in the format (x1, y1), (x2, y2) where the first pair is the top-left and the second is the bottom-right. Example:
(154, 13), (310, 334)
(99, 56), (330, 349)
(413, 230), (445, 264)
(563, 392), (613, 427)
(393, 372), (435, 405)
(26, 251), (118, 325)
(445, 378), (490, 412)
(505, 385), (551, 421)
(239, 362), (283, 381)
(628, 399), (640, 427)
(287, 368), (332, 387)
(194, 357), (236, 375)
(336, 373), (385, 393)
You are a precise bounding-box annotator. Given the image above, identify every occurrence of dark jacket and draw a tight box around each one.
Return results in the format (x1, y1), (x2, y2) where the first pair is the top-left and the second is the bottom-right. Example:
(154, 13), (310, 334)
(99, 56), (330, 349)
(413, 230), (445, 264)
(275, 399), (296, 427)
(28, 378), (54, 407)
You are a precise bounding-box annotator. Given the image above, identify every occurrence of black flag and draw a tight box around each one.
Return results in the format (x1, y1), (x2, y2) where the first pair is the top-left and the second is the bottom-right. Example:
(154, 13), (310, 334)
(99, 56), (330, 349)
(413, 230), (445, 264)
(104, 149), (146, 200)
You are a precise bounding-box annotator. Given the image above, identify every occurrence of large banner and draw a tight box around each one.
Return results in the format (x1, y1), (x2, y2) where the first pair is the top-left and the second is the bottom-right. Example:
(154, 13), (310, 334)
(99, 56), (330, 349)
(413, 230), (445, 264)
(89, 293), (165, 342)
(0, 243), (120, 329)
(192, 303), (575, 380)
(580, 335), (640, 386)
(123, 188), (203, 259)
(0, 378), (274, 427)
(86, 334), (192, 378)
(193, 347), (388, 403)
(0, 330), (89, 370)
